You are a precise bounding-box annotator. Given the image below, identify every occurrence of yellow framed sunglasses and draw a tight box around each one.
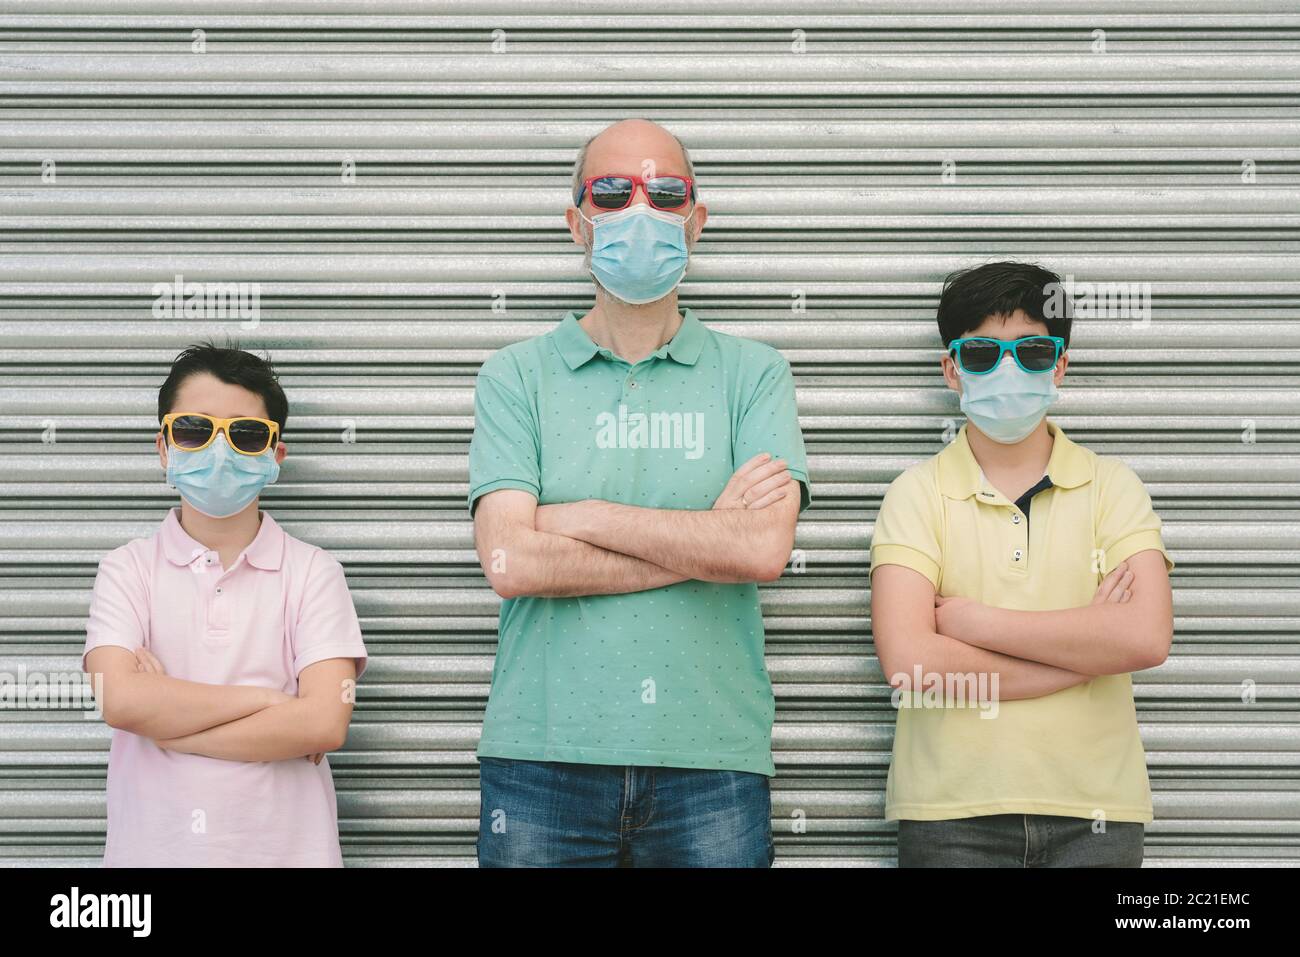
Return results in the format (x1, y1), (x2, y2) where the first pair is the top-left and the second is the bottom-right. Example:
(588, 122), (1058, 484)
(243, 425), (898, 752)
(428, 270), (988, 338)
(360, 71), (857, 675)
(161, 412), (280, 456)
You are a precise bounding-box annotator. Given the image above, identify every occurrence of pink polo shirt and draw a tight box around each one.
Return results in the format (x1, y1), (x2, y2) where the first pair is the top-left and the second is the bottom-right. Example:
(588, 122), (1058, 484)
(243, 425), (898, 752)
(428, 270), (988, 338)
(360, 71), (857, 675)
(83, 507), (367, 867)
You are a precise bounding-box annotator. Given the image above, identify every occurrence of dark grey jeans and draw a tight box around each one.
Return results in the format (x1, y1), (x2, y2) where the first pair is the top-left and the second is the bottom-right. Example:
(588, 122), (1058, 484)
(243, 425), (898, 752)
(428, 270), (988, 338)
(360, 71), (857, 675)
(897, 813), (1145, 867)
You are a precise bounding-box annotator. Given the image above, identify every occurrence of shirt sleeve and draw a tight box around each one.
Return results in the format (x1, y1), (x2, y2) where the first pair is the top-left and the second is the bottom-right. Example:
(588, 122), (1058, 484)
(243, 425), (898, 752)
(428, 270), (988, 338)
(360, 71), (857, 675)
(291, 549), (369, 681)
(83, 546), (149, 670)
(732, 349), (812, 513)
(467, 353), (542, 516)
(1095, 458), (1175, 574)
(869, 464), (943, 590)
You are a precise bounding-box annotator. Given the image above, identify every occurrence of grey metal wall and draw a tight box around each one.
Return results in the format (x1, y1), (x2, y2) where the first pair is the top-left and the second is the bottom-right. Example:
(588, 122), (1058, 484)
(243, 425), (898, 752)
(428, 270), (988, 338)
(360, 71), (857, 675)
(0, 1), (1297, 867)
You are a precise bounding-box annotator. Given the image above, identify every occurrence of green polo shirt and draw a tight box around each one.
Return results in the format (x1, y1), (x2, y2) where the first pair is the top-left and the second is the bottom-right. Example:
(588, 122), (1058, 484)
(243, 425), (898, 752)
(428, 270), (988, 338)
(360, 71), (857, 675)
(467, 308), (811, 776)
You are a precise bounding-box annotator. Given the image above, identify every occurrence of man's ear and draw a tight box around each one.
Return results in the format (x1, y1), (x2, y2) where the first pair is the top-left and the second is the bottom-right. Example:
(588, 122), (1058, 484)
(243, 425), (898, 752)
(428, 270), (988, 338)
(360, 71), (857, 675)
(687, 204), (708, 244)
(275, 441), (287, 465)
(155, 432), (168, 470)
(564, 206), (587, 247)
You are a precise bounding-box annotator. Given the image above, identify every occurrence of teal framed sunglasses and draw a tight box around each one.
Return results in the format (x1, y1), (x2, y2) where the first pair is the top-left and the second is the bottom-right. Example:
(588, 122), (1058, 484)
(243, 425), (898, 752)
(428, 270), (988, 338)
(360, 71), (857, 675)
(948, 335), (1065, 375)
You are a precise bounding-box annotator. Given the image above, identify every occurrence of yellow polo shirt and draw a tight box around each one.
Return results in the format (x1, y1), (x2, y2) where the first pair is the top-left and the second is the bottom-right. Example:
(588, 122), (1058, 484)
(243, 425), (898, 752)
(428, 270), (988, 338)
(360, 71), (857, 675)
(869, 420), (1173, 823)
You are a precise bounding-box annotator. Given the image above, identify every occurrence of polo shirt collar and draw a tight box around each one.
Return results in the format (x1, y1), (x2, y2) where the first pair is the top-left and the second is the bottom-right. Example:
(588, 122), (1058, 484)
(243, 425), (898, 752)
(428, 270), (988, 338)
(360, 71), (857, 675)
(553, 308), (706, 370)
(160, 506), (285, 571)
(938, 419), (1091, 501)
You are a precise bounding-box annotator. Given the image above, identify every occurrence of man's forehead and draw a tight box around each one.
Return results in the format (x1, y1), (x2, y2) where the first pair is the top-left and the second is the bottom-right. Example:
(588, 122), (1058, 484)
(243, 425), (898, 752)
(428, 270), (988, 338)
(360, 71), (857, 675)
(584, 130), (688, 174)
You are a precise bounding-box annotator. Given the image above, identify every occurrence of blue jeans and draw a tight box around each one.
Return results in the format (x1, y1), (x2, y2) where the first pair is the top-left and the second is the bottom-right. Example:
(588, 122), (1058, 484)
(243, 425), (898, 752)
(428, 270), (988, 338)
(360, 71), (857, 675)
(897, 813), (1145, 867)
(476, 757), (775, 867)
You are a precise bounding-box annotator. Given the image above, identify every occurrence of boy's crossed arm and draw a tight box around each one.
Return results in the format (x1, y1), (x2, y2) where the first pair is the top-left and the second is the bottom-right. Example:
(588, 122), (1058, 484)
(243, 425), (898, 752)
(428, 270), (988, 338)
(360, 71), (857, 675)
(934, 549), (1174, 676)
(86, 645), (354, 763)
(871, 564), (1095, 702)
(86, 645), (288, 740)
(871, 555), (1167, 702)
(153, 657), (356, 763)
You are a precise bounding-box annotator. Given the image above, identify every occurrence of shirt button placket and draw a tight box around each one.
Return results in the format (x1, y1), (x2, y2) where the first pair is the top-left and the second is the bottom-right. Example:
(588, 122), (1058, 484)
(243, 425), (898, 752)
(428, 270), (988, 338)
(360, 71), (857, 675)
(623, 361), (648, 404)
(210, 575), (231, 634)
(1010, 508), (1028, 570)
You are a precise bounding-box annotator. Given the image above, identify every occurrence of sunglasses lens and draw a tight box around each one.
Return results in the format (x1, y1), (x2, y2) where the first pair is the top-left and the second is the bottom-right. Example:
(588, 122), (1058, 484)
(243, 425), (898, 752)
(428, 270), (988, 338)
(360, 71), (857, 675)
(170, 414), (214, 449)
(646, 177), (689, 209)
(590, 177), (634, 209)
(228, 419), (273, 453)
(957, 339), (1001, 374)
(1014, 337), (1059, 372)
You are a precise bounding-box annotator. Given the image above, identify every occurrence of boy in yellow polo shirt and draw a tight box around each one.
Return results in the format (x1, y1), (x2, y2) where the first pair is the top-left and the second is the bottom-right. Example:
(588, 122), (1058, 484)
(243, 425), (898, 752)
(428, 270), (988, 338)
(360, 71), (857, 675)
(869, 261), (1174, 867)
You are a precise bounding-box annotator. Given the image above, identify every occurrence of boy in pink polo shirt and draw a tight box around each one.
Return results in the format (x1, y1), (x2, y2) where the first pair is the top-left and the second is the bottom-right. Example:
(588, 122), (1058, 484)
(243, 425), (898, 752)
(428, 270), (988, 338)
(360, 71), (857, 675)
(82, 342), (367, 867)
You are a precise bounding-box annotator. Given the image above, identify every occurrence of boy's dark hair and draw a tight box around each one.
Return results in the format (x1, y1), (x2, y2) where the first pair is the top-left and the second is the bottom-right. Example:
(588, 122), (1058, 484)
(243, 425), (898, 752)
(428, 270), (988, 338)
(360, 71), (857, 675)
(158, 340), (289, 433)
(936, 261), (1072, 348)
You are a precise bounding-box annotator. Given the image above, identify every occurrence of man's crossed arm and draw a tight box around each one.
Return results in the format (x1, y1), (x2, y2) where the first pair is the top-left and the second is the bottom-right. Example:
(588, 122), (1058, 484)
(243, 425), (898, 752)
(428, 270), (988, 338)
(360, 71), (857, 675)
(474, 452), (804, 598)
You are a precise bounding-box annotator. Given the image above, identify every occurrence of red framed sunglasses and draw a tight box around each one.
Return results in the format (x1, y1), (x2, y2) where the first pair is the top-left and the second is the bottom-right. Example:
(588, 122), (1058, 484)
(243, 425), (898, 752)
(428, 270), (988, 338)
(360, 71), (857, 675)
(575, 173), (696, 211)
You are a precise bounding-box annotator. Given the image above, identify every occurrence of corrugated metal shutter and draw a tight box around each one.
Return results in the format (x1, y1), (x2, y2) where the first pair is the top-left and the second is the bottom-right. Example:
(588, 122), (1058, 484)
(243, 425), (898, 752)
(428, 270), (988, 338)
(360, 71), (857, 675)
(1, 1), (1297, 868)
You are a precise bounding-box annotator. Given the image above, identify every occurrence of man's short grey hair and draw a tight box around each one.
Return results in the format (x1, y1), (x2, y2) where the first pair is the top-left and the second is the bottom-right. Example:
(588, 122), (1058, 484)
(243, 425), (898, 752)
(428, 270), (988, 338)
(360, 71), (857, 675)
(570, 120), (696, 205)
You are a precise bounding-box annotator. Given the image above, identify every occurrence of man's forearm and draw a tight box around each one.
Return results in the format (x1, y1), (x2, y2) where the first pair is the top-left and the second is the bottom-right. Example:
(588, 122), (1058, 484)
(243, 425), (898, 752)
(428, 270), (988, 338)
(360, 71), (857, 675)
(490, 526), (689, 598)
(157, 698), (338, 763)
(98, 672), (281, 739)
(886, 629), (1093, 702)
(542, 499), (787, 583)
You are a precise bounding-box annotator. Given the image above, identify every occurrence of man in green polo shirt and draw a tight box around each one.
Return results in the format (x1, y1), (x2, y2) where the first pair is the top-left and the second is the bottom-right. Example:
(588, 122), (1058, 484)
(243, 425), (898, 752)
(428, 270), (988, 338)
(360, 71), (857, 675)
(468, 119), (811, 867)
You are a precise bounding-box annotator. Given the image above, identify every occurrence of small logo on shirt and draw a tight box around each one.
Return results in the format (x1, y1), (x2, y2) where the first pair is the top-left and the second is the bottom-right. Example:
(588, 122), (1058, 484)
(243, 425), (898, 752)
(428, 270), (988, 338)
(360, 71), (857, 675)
(49, 886), (151, 937)
(595, 404), (705, 460)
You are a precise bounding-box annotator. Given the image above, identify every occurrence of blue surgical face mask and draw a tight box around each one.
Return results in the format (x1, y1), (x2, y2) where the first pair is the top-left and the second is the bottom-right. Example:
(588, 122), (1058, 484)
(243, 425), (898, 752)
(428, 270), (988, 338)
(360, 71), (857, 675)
(580, 203), (694, 305)
(166, 433), (280, 518)
(957, 354), (1059, 444)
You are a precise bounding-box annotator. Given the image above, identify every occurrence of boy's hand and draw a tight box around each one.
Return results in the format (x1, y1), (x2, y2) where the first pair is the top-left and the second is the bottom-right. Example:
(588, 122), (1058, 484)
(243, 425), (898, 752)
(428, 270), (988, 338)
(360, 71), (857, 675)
(713, 452), (793, 510)
(936, 562), (1135, 644)
(134, 647), (166, 675)
(1091, 561), (1134, 604)
(934, 594), (986, 642)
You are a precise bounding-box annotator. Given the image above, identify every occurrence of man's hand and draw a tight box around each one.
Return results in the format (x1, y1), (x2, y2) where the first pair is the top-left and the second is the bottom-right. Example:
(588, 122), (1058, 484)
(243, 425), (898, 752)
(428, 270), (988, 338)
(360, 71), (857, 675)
(535, 452), (796, 538)
(713, 452), (794, 510)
